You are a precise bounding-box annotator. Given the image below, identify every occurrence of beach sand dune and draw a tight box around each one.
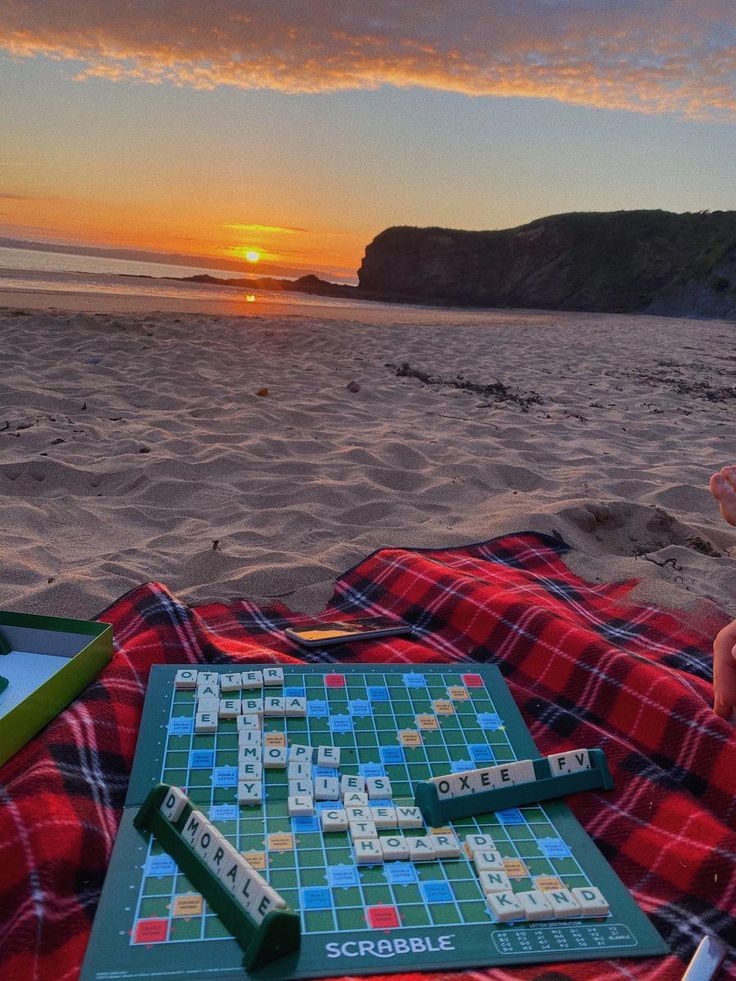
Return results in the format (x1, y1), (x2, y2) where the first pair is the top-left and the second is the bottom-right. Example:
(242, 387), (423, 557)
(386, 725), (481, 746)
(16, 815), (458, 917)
(1, 306), (734, 621)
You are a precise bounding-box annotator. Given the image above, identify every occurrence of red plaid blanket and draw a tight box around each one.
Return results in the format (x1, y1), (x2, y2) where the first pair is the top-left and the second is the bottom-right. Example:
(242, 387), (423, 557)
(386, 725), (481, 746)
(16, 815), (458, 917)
(0, 532), (734, 981)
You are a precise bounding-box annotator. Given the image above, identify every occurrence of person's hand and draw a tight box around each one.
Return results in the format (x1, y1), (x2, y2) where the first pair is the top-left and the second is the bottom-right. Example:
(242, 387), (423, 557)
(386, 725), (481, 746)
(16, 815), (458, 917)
(713, 618), (736, 719)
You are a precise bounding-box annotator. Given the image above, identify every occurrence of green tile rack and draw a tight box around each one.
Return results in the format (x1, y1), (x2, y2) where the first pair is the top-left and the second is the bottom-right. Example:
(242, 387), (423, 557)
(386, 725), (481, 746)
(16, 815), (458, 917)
(414, 749), (613, 826)
(134, 783), (301, 971)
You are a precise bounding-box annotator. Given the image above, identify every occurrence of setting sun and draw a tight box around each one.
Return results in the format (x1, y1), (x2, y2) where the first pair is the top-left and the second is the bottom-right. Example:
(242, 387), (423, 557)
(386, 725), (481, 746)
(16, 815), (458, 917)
(245, 250), (261, 263)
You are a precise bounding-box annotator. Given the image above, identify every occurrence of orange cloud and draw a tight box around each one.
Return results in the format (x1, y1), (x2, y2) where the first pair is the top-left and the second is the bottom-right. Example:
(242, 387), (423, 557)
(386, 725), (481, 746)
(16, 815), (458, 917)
(0, 1), (734, 119)
(223, 223), (310, 234)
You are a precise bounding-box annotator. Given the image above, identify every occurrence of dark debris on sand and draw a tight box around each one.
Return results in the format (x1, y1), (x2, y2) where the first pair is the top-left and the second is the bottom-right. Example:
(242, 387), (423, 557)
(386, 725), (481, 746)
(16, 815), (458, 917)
(390, 362), (543, 412)
(606, 359), (736, 402)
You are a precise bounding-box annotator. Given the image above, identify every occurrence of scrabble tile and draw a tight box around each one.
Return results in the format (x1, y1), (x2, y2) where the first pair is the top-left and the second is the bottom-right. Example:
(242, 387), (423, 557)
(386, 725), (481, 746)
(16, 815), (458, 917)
(289, 744), (313, 762)
(220, 672), (242, 692)
(174, 669), (198, 689)
(340, 774), (365, 795)
(452, 771), (475, 797)
(264, 696), (285, 716)
(485, 890), (524, 922)
(431, 775), (456, 800)
(320, 808), (348, 832)
(548, 749), (591, 776)
(193, 823), (218, 863)
(182, 809), (207, 847)
(194, 711), (217, 733)
(349, 819), (377, 840)
(240, 872), (286, 924)
(517, 889), (553, 922)
(159, 786), (188, 824)
(238, 746), (263, 779)
(251, 883), (287, 924)
(287, 761), (312, 779)
(366, 776), (392, 800)
(218, 698), (240, 719)
(465, 834), (495, 855)
(488, 763), (518, 788)
(470, 767), (498, 792)
(507, 758), (536, 784)
(242, 697), (263, 716)
(430, 833), (461, 859)
(396, 806), (424, 829)
(354, 838), (383, 864)
(263, 747), (287, 768)
(241, 670), (263, 689)
(380, 835), (409, 861)
(288, 779), (313, 797)
(238, 730), (262, 747)
(283, 696), (307, 717)
(545, 888), (582, 918)
(571, 886), (610, 917)
(196, 683), (220, 701)
(346, 806), (372, 822)
(206, 831), (230, 875)
(237, 715), (261, 731)
(237, 780), (263, 805)
(196, 671), (219, 686)
(219, 847), (246, 893)
(406, 835), (435, 861)
(288, 795), (315, 817)
(478, 870), (513, 894)
(238, 761), (262, 781)
(235, 866), (261, 914)
(371, 806), (397, 829)
(314, 776), (340, 800)
(343, 791), (369, 806)
(316, 745), (340, 767)
(262, 667), (284, 687)
(195, 696), (219, 714)
(474, 850), (505, 872)
(239, 745), (260, 764)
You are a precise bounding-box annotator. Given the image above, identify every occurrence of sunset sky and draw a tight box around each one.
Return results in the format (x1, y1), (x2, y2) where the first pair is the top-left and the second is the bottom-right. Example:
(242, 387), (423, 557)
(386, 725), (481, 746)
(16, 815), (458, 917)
(1, 1), (735, 282)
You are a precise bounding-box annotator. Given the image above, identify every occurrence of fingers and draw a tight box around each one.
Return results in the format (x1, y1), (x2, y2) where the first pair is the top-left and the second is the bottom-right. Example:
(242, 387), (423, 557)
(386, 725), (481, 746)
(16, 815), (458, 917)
(713, 620), (736, 657)
(713, 619), (736, 720)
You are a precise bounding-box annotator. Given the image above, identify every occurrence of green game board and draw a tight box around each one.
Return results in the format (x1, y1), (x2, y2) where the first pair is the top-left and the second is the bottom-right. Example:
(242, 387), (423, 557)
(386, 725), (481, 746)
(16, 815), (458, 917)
(81, 664), (667, 980)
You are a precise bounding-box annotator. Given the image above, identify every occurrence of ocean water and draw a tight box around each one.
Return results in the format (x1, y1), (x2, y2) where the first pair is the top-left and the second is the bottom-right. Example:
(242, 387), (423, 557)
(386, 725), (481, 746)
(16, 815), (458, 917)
(0, 243), (557, 326)
(0, 244), (236, 280)
(0, 243), (384, 317)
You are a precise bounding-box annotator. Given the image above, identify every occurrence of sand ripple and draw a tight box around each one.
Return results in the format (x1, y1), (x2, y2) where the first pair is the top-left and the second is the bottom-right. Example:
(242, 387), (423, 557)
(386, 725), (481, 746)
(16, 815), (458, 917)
(1, 306), (734, 618)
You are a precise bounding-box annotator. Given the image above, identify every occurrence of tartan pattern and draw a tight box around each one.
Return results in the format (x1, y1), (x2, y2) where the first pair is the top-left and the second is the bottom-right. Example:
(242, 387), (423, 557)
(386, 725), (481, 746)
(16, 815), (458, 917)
(0, 531), (734, 981)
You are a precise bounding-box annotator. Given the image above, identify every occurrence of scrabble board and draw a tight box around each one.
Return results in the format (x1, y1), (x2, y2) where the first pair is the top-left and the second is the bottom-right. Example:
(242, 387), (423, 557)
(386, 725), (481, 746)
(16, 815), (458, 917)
(82, 663), (666, 980)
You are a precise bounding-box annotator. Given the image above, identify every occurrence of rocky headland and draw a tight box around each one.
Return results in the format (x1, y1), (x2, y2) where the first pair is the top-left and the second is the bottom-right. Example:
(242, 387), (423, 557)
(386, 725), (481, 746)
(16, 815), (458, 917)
(357, 210), (736, 318)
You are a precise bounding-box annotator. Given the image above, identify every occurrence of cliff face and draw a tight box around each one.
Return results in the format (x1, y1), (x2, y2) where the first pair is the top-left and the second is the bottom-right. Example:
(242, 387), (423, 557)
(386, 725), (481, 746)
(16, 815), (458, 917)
(357, 211), (736, 317)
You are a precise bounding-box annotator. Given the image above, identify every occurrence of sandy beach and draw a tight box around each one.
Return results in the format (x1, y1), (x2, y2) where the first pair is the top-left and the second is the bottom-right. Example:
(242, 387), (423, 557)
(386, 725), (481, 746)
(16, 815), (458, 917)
(1, 304), (735, 623)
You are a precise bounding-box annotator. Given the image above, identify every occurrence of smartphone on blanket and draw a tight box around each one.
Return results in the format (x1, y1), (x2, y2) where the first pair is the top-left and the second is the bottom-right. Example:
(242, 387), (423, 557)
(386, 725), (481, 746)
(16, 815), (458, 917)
(284, 616), (413, 648)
